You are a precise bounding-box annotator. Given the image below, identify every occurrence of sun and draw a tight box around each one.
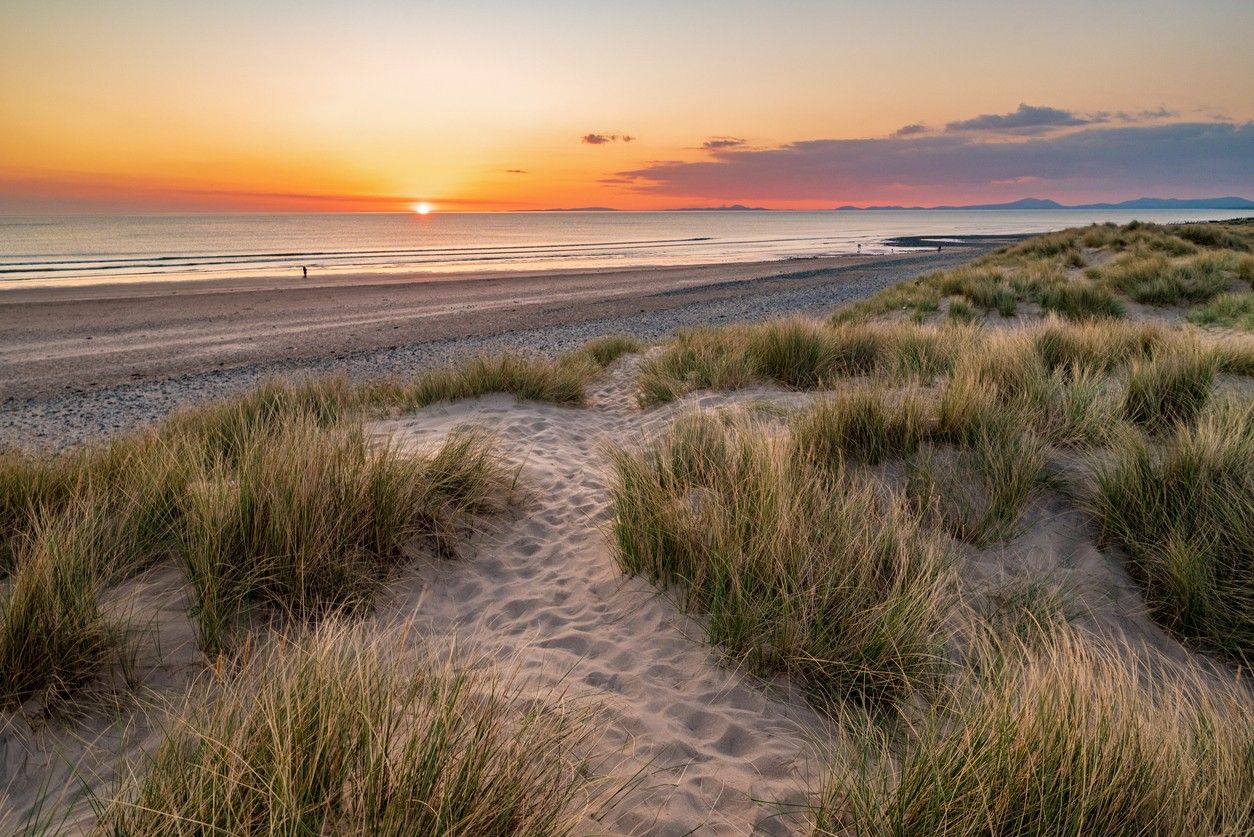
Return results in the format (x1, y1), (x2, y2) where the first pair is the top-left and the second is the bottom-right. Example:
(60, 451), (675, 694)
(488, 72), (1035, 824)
(411, 201), (433, 215)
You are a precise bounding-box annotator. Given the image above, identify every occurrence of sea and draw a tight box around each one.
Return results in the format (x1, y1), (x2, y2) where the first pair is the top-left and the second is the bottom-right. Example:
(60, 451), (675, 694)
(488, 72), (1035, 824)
(1, 209), (1245, 288)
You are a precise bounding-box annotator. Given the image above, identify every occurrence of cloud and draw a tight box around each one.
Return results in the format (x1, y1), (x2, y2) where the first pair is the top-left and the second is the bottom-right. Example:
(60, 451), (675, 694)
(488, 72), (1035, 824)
(582, 133), (635, 145)
(892, 123), (929, 137)
(1113, 107), (1178, 122)
(614, 120), (1254, 203)
(702, 137), (746, 151)
(504, 168), (528, 174)
(945, 103), (1103, 134)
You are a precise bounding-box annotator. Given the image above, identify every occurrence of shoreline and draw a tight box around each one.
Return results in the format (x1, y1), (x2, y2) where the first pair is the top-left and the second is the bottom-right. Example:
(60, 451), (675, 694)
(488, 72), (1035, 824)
(0, 245), (1003, 448)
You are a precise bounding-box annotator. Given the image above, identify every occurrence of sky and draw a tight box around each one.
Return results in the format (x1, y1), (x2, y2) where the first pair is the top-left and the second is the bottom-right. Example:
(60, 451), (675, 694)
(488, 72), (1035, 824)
(2, 0), (1252, 212)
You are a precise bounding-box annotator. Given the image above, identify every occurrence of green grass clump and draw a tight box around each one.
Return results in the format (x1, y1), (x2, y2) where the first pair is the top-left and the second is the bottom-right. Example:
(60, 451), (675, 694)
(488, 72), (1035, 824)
(909, 407), (1047, 547)
(744, 318), (842, 387)
(1032, 318), (1164, 373)
(0, 506), (131, 710)
(180, 422), (509, 652)
(1037, 281), (1125, 321)
(106, 621), (596, 835)
(792, 388), (932, 468)
(875, 324), (966, 382)
(635, 326), (753, 405)
(1122, 341), (1216, 431)
(1096, 252), (1232, 306)
(937, 268), (1017, 316)
(1210, 335), (1254, 376)
(609, 413), (952, 709)
(946, 298), (979, 323)
(820, 630), (1254, 836)
(382, 353), (592, 410)
(1088, 401), (1253, 661)
(1002, 229), (1082, 259)
(1187, 291), (1254, 330)
(578, 333), (642, 366)
(1037, 363), (1120, 447)
(1167, 222), (1253, 252)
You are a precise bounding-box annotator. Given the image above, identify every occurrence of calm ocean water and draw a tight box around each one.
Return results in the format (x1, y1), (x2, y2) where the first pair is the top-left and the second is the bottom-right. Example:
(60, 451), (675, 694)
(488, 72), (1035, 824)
(0, 210), (1244, 287)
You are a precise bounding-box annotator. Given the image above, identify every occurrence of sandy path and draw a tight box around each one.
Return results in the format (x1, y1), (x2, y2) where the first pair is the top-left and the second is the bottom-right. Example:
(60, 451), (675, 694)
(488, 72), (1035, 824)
(372, 357), (833, 835)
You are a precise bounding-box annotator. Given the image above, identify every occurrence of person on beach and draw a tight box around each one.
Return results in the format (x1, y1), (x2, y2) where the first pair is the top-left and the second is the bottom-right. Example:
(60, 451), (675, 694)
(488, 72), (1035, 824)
(937, 244), (942, 253)
(857, 243), (861, 254)
(302, 265), (308, 278)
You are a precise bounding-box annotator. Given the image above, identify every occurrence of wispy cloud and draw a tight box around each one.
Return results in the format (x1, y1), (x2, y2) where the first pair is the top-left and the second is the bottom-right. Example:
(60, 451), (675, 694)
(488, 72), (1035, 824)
(944, 103), (1101, 134)
(503, 168), (528, 174)
(581, 133), (635, 145)
(701, 137), (746, 151)
(614, 118), (1253, 204)
(892, 123), (928, 137)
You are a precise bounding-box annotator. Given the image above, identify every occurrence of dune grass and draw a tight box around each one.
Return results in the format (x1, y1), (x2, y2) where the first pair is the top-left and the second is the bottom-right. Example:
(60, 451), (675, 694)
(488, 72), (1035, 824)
(792, 387), (932, 468)
(1121, 340), (1216, 432)
(1093, 251), (1235, 306)
(0, 505), (133, 710)
(105, 621), (597, 836)
(818, 630), (1254, 836)
(1031, 317), (1166, 373)
(1187, 290), (1254, 330)
(909, 407), (1047, 547)
(1210, 335), (1254, 376)
(831, 221), (1251, 325)
(608, 412), (953, 709)
(180, 423), (510, 652)
(636, 320), (970, 404)
(1087, 400), (1253, 662)
(1036, 280), (1125, 321)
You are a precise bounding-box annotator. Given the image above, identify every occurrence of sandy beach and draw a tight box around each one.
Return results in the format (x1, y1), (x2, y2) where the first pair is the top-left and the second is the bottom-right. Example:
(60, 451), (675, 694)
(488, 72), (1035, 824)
(0, 248), (991, 447)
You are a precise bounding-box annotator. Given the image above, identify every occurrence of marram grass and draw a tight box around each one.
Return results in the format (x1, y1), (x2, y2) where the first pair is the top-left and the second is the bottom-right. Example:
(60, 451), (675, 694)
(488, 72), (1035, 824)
(817, 629), (1254, 836)
(104, 621), (599, 836)
(608, 412), (953, 709)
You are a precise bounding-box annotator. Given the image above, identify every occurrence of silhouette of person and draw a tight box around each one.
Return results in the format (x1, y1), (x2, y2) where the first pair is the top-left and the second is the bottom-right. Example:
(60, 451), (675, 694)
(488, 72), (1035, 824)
(857, 243), (861, 253)
(302, 265), (308, 278)
(937, 244), (942, 253)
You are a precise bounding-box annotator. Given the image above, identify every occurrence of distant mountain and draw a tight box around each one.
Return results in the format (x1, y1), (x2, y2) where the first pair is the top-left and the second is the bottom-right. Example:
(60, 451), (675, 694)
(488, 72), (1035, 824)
(664, 204), (770, 211)
(835, 196), (1254, 211)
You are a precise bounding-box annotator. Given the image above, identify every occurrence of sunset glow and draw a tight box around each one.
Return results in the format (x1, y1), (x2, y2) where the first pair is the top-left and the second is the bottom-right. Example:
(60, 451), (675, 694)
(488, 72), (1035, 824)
(1, 1), (1251, 213)
(412, 202), (433, 215)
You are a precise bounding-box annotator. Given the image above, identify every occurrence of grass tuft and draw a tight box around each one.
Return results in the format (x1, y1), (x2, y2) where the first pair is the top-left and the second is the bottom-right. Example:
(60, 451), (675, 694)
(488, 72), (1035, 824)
(792, 387), (932, 468)
(1187, 291), (1254, 330)
(1088, 401), (1253, 661)
(1037, 281), (1125, 321)
(0, 505), (131, 710)
(1122, 341), (1216, 431)
(820, 630), (1254, 836)
(180, 422), (510, 652)
(608, 413), (952, 709)
(105, 621), (597, 835)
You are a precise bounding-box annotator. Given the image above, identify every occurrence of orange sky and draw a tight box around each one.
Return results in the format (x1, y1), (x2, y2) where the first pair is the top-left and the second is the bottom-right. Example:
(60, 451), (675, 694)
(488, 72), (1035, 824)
(2, 1), (1251, 212)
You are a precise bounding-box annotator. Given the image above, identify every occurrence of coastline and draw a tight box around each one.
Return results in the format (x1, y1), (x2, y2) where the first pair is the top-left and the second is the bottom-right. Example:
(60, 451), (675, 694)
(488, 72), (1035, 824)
(0, 245), (1001, 447)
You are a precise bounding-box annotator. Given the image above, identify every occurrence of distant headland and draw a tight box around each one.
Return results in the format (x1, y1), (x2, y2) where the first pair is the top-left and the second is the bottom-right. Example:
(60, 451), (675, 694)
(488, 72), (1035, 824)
(835, 197), (1254, 211)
